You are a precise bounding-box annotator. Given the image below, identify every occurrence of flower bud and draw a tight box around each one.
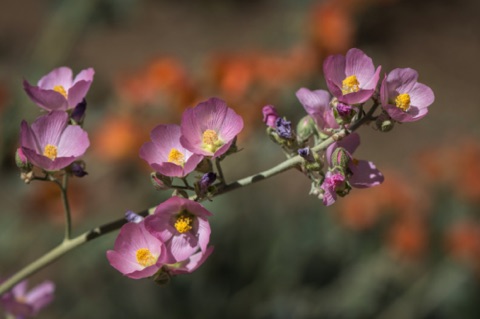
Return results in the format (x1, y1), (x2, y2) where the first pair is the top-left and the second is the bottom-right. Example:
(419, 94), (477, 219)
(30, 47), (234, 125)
(275, 117), (293, 140)
(296, 115), (316, 142)
(150, 172), (172, 190)
(331, 147), (351, 172)
(125, 210), (144, 223)
(335, 102), (356, 124)
(15, 148), (30, 170)
(376, 113), (395, 132)
(70, 161), (88, 177)
(262, 105), (279, 128)
(195, 172), (217, 197)
(71, 99), (87, 125)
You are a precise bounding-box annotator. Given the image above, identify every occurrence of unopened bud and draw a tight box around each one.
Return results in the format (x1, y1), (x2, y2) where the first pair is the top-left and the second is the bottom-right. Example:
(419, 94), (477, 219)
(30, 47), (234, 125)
(150, 172), (171, 190)
(335, 102), (356, 123)
(70, 161), (88, 177)
(71, 99), (87, 125)
(262, 105), (279, 128)
(331, 147), (351, 172)
(15, 148), (30, 170)
(376, 113), (395, 132)
(296, 115), (316, 142)
(125, 210), (144, 223)
(275, 117), (293, 140)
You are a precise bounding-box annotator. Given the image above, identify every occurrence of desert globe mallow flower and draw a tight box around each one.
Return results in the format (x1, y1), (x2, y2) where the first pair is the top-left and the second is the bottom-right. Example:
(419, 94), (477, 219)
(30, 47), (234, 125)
(19, 111), (90, 171)
(296, 87), (339, 130)
(106, 221), (167, 279)
(140, 124), (203, 177)
(0, 279), (55, 318)
(180, 97), (243, 158)
(380, 68), (434, 122)
(323, 48), (381, 104)
(23, 67), (94, 111)
(145, 196), (212, 262)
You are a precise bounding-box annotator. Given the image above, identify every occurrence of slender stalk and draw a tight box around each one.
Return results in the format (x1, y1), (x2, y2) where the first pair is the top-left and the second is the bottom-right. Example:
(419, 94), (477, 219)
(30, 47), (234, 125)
(0, 105), (378, 296)
(60, 173), (72, 241)
(215, 158), (225, 184)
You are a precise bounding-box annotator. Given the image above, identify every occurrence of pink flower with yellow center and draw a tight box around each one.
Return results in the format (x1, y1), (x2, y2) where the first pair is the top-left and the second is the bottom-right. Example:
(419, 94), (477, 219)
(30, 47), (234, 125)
(180, 97), (243, 158)
(144, 196), (212, 262)
(0, 280), (54, 318)
(19, 111), (89, 171)
(23, 67), (94, 111)
(380, 68), (434, 122)
(323, 48), (381, 105)
(106, 221), (168, 279)
(140, 124), (203, 177)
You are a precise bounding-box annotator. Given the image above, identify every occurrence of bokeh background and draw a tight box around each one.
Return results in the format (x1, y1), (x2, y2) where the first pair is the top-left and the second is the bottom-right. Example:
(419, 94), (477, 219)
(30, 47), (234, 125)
(1, 0), (480, 318)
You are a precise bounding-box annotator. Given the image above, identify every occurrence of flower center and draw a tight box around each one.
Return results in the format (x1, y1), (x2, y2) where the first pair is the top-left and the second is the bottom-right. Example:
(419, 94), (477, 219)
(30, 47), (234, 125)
(167, 148), (185, 166)
(135, 248), (157, 267)
(174, 213), (193, 234)
(43, 144), (58, 160)
(395, 93), (411, 111)
(53, 85), (68, 98)
(202, 129), (223, 153)
(341, 75), (360, 95)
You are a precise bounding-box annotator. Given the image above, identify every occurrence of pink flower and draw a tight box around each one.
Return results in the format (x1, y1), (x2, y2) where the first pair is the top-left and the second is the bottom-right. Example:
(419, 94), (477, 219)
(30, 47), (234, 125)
(19, 111), (90, 171)
(140, 124), (204, 177)
(0, 280), (54, 318)
(262, 105), (279, 128)
(321, 170), (346, 206)
(180, 98), (243, 158)
(24, 67), (94, 111)
(380, 68), (434, 122)
(323, 48), (381, 104)
(144, 197), (212, 262)
(296, 88), (339, 130)
(164, 246), (214, 275)
(106, 221), (168, 279)
(326, 133), (384, 188)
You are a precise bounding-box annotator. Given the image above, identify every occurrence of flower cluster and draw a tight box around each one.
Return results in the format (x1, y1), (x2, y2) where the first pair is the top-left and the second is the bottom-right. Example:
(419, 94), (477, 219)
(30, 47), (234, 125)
(107, 197), (214, 280)
(263, 48), (434, 206)
(18, 67), (94, 179)
(108, 97), (243, 280)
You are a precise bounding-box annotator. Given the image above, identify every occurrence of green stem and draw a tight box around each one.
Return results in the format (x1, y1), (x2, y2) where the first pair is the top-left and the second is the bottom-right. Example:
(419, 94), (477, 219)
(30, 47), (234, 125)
(60, 173), (72, 241)
(0, 108), (377, 296)
(215, 158), (225, 184)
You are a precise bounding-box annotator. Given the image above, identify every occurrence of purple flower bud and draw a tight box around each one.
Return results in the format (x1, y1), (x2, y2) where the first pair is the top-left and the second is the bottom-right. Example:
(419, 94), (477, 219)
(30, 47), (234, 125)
(71, 161), (88, 177)
(298, 147), (315, 163)
(336, 102), (355, 119)
(262, 105), (279, 128)
(275, 117), (292, 139)
(71, 99), (87, 124)
(125, 210), (144, 223)
(200, 172), (216, 189)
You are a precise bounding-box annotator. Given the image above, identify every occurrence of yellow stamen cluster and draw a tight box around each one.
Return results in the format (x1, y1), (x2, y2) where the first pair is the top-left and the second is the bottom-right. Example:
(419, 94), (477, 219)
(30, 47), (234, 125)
(167, 148), (185, 166)
(174, 214), (193, 234)
(53, 85), (68, 98)
(43, 144), (58, 161)
(395, 93), (411, 112)
(135, 248), (157, 267)
(202, 129), (223, 153)
(341, 75), (360, 95)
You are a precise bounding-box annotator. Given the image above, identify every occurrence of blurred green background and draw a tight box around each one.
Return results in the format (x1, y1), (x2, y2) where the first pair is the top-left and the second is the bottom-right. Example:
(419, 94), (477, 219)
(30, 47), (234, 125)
(1, 0), (480, 318)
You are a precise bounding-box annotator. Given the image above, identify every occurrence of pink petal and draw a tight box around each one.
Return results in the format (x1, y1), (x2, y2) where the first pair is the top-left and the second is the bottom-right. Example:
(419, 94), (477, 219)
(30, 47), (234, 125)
(345, 48), (375, 84)
(31, 111), (69, 149)
(323, 54), (346, 88)
(67, 80), (92, 108)
(37, 67), (73, 89)
(73, 68), (95, 84)
(56, 125), (90, 157)
(23, 80), (67, 111)
(409, 83), (434, 108)
(349, 160), (384, 188)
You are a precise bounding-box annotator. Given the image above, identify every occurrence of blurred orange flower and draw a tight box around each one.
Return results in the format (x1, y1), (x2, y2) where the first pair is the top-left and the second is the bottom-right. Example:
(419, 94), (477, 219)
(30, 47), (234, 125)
(387, 216), (428, 260)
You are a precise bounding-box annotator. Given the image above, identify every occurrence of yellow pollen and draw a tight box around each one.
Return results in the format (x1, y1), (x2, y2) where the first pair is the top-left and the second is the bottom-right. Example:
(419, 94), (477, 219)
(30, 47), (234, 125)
(395, 93), (411, 111)
(174, 215), (193, 234)
(202, 129), (219, 146)
(53, 85), (68, 98)
(43, 144), (58, 161)
(167, 148), (185, 166)
(341, 75), (360, 95)
(135, 248), (157, 267)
